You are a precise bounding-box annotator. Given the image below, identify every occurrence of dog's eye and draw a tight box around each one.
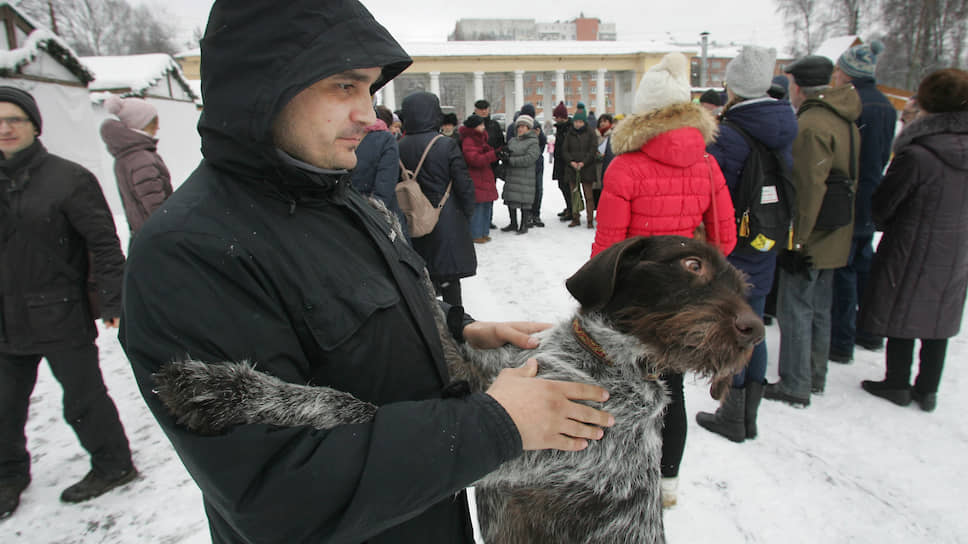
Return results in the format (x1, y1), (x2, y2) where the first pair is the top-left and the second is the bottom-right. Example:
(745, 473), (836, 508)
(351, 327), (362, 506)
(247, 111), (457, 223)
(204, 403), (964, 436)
(681, 258), (703, 275)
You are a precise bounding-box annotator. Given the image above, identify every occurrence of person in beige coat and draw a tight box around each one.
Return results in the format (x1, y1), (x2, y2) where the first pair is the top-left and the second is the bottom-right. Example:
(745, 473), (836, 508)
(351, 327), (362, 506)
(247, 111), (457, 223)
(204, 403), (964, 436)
(765, 55), (861, 407)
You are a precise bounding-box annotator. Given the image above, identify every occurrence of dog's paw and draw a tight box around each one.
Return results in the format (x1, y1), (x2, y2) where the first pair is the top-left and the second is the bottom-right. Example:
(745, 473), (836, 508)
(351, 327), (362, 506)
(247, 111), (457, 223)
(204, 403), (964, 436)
(152, 360), (254, 435)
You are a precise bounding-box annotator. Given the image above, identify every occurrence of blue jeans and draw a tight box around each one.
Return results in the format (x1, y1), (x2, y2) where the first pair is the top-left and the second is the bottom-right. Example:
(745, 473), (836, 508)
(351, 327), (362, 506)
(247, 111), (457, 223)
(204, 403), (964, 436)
(831, 235), (878, 355)
(470, 202), (493, 239)
(776, 268), (834, 397)
(733, 294), (767, 387)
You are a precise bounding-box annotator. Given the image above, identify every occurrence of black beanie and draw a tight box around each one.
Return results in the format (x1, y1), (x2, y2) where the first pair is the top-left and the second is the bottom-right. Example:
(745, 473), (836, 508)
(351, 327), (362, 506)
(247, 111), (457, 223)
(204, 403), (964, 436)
(0, 86), (42, 134)
(699, 89), (722, 106)
(463, 114), (484, 128)
(441, 112), (458, 126)
(783, 56), (834, 88)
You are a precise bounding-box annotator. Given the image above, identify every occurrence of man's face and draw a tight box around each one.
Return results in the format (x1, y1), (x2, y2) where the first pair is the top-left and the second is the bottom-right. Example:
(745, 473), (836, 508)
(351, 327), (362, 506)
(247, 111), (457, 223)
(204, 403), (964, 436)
(441, 123), (455, 135)
(271, 68), (379, 170)
(0, 102), (37, 157)
(573, 119), (585, 130)
(787, 77), (806, 109)
(474, 106), (489, 118)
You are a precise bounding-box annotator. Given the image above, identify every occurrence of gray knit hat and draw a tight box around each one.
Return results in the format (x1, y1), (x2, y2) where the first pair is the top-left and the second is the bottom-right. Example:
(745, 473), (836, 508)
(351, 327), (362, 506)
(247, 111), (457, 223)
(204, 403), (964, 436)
(837, 40), (885, 79)
(725, 46), (777, 99)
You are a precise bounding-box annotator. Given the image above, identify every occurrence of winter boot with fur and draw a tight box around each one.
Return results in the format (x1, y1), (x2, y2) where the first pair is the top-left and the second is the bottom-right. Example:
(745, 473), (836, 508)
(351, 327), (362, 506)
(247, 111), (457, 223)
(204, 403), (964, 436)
(501, 207), (518, 232)
(60, 467), (138, 503)
(517, 210), (531, 235)
(696, 386), (746, 443)
(660, 476), (678, 508)
(745, 380), (764, 439)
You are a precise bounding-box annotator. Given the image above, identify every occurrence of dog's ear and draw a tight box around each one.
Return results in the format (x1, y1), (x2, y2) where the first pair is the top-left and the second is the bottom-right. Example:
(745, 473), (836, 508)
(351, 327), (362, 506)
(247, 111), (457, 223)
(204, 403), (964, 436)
(566, 236), (656, 312)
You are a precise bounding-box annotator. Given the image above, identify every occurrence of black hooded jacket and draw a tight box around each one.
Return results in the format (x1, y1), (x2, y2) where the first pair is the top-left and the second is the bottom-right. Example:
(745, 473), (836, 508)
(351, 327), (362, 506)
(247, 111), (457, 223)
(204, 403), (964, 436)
(119, 2), (520, 542)
(398, 92), (477, 280)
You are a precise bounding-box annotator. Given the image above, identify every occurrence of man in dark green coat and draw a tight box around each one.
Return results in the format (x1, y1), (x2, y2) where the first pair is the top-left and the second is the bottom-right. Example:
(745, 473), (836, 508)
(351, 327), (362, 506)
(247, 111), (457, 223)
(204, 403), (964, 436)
(119, 2), (613, 542)
(765, 56), (861, 407)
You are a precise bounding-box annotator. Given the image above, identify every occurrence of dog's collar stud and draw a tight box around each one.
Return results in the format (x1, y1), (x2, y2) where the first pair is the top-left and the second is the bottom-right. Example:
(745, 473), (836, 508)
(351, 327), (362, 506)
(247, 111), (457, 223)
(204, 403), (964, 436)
(571, 318), (659, 380)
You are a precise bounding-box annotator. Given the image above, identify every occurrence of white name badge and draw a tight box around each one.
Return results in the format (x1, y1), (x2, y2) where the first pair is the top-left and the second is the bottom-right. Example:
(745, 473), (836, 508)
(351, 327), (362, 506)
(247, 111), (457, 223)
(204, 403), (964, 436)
(761, 185), (779, 205)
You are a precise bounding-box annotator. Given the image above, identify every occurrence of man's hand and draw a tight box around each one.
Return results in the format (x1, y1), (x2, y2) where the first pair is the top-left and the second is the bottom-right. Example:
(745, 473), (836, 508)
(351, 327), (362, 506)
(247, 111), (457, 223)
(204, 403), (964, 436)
(487, 359), (614, 451)
(463, 321), (551, 350)
(103, 317), (120, 329)
(570, 161), (579, 169)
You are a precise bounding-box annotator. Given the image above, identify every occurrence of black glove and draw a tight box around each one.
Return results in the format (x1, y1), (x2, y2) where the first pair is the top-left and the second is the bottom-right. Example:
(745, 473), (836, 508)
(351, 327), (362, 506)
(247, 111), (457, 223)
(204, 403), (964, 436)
(496, 147), (511, 162)
(777, 249), (813, 276)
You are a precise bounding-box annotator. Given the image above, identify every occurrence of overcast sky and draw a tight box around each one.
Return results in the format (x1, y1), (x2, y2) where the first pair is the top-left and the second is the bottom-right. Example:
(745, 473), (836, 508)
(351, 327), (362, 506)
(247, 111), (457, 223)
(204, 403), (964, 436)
(148, 0), (790, 53)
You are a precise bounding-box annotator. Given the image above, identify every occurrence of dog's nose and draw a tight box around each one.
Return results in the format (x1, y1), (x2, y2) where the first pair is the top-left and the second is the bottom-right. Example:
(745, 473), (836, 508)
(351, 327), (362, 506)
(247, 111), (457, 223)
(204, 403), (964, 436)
(734, 310), (766, 347)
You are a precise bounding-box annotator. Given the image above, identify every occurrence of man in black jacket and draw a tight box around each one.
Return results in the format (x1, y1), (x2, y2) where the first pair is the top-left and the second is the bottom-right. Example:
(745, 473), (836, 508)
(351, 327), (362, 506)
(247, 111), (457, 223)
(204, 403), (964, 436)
(0, 87), (135, 519)
(119, 2), (613, 543)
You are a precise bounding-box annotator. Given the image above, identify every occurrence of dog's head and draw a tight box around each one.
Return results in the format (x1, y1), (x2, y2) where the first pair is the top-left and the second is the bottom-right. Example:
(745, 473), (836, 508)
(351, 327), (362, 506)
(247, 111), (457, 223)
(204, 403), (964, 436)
(566, 236), (764, 400)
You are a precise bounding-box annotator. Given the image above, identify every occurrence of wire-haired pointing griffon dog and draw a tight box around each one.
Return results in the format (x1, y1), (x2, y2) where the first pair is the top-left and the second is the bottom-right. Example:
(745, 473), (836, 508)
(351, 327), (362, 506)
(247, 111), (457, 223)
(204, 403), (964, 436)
(153, 235), (764, 543)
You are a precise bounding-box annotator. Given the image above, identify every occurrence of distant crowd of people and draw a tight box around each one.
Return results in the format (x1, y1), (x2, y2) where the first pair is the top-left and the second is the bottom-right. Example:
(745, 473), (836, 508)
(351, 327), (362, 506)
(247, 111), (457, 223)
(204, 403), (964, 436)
(1, 2), (967, 541)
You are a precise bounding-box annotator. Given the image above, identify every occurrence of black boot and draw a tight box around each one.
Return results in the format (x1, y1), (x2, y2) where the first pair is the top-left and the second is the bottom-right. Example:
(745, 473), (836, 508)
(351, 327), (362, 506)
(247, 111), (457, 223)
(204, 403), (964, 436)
(0, 476), (30, 520)
(860, 380), (912, 406)
(500, 208), (518, 232)
(745, 381), (764, 439)
(696, 387), (746, 443)
(60, 467), (138, 503)
(517, 210), (531, 234)
(531, 212), (545, 227)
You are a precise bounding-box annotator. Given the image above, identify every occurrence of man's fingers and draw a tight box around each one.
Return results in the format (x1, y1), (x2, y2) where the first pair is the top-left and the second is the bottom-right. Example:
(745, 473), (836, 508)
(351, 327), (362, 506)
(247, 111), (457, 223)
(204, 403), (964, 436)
(566, 402), (615, 429)
(551, 379), (610, 403)
(559, 419), (605, 441)
(510, 358), (539, 377)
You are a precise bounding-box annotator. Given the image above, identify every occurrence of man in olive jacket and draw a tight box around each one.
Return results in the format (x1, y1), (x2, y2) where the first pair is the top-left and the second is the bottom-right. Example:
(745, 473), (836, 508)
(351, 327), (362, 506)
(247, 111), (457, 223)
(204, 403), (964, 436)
(765, 56), (861, 407)
(0, 87), (135, 519)
(119, 2), (613, 543)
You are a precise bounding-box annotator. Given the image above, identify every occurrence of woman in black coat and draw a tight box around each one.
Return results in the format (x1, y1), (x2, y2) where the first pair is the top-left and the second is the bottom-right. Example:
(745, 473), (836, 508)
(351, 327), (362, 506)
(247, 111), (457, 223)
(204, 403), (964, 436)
(398, 91), (477, 305)
(859, 69), (968, 412)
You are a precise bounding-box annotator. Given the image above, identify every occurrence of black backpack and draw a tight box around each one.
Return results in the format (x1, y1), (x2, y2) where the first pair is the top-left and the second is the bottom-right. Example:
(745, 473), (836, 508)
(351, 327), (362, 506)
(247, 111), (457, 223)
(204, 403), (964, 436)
(721, 120), (796, 253)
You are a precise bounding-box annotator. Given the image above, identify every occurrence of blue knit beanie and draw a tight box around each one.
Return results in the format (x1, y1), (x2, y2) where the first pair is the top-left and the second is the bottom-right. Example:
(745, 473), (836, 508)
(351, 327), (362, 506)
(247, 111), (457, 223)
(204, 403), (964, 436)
(838, 40), (885, 79)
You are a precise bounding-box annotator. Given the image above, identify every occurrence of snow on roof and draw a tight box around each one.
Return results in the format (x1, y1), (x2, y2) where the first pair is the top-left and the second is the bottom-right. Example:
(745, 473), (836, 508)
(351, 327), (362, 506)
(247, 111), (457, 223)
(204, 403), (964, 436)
(80, 54), (199, 101)
(401, 40), (699, 57)
(814, 36), (860, 62)
(0, 28), (93, 83)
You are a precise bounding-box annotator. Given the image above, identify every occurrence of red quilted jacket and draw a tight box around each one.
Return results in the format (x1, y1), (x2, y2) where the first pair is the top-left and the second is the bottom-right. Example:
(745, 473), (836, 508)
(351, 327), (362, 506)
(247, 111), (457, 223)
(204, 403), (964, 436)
(592, 103), (736, 257)
(459, 125), (498, 203)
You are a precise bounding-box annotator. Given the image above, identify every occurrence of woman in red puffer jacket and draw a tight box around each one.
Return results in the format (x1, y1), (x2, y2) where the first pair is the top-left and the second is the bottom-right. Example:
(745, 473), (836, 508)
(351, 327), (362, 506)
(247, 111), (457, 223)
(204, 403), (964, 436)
(590, 53), (735, 509)
(459, 114), (498, 242)
(592, 55), (735, 258)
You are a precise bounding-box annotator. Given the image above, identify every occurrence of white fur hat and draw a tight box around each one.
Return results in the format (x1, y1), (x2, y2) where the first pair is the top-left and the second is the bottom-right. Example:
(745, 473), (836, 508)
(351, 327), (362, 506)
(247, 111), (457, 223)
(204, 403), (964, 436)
(725, 46), (778, 99)
(633, 52), (691, 114)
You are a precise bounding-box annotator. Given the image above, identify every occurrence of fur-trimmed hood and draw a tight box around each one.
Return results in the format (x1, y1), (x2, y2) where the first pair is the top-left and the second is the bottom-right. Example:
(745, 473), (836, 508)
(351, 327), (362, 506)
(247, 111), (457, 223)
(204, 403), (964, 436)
(611, 102), (718, 155)
(893, 111), (968, 170)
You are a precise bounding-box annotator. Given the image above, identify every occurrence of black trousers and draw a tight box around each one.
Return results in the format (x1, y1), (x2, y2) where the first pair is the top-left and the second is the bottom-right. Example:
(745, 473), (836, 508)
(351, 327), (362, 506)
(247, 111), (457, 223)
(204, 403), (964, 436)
(885, 337), (948, 394)
(0, 343), (133, 482)
(433, 278), (462, 307)
(660, 372), (686, 478)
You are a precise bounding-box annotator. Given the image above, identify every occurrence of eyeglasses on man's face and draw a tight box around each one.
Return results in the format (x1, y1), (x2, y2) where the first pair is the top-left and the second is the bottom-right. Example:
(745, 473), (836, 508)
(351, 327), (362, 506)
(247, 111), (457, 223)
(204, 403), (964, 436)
(0, 116), (30, 127)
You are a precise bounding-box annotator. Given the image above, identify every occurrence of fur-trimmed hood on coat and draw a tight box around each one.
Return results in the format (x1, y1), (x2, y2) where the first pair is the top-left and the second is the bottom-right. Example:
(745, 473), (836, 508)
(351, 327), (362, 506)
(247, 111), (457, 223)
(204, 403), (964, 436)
(893, 111), (968, 170)
(611, 102), (719, 155)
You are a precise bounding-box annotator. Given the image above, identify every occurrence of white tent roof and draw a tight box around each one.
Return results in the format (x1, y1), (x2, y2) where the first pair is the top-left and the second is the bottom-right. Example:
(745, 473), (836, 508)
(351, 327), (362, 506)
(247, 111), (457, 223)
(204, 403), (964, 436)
(814, 36), (860, 62)
(81, 53), (199, 101)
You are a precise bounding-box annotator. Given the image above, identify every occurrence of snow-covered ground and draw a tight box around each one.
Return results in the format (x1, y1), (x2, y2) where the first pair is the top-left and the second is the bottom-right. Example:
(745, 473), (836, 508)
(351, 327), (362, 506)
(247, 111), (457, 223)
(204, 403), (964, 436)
(5, 162), (966, 543)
